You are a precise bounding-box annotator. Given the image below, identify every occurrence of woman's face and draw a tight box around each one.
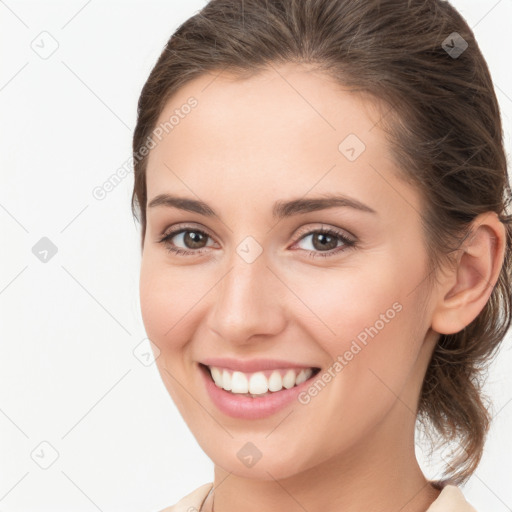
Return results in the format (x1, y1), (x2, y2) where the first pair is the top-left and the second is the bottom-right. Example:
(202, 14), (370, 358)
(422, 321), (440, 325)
(140, 63), (440, 479)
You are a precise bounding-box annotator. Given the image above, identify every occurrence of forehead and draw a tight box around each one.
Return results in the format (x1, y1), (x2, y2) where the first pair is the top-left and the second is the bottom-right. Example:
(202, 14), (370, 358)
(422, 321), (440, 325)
(150, 63), (385, 156)
(145, 63), (420, 218)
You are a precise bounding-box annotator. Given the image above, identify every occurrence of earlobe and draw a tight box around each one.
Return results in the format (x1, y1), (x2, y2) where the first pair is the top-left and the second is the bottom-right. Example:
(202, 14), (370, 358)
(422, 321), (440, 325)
(430, 212), (506, 335)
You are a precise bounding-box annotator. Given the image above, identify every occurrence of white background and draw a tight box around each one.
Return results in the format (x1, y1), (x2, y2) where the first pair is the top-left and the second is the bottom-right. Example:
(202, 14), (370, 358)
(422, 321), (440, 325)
(1, 1), (511, 511)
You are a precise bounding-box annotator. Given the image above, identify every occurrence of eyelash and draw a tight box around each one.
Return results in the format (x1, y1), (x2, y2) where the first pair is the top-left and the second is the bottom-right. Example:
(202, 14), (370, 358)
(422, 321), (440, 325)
(157, 224), (356, 259)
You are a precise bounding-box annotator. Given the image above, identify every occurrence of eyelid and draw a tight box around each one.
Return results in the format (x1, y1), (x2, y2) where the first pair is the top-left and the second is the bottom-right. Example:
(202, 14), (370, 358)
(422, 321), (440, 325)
(160, 222), (215, 240)
(158, 221), (357, 258)
(159, 222), (355, 243)
(292, 223), (355, 243)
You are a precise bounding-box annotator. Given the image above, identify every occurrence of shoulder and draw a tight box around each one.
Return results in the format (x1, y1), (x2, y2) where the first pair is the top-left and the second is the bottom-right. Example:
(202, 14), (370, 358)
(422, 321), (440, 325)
(156, 481), (476, 512)
(426, 484), (478, 512)
(157, 483), (213, 512)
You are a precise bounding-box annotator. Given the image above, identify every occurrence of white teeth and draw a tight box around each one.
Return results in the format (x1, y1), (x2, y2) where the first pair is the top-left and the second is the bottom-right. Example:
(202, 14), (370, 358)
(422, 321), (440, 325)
(210, 366), (222, 386)
(282, 369), (296, 389)
(295, 369), (309, 385)
(249, 372), (268, 394)
(222, 369), (232, 391)
(268, 371), (282, 392)
(207, 366), (315, 395)
(231, 371), (249, 393)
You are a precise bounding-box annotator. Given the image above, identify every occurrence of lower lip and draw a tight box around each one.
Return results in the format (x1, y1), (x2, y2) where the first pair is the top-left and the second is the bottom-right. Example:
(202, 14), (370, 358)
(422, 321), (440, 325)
(199, 363), (319, 420)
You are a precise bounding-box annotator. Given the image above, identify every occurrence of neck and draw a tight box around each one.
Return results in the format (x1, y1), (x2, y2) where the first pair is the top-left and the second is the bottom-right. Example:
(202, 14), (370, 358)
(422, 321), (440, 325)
(204, 400), (441, 512)
(207, 459), (440, 512)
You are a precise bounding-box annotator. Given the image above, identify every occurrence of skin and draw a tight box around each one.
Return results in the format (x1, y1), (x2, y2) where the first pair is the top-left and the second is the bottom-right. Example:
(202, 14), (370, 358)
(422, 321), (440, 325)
(139, 62), (506, 512)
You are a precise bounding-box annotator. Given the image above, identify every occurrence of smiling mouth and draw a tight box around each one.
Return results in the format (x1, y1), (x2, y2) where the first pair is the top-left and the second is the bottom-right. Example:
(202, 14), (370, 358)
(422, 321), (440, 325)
(199, 363), (321, 397)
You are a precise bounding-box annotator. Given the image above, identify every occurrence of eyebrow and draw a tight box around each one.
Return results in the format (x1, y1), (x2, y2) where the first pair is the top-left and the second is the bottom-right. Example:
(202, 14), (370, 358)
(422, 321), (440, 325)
(147, 193), (377, 219)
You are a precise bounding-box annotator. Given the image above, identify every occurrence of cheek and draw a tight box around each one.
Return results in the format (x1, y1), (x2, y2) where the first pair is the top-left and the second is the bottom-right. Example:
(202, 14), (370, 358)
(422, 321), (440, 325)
(139, 255), (199, 410)
(139, 253), (214, 357)
(139, 254), (184, 348)
(287, 266), (425, 448)
(291, 259), (423, 385)
(290, 264), (402, 340)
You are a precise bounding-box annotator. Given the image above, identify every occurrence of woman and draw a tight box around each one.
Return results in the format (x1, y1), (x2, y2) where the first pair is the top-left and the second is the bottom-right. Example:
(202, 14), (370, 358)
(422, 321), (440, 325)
(131, 0), (512, 510)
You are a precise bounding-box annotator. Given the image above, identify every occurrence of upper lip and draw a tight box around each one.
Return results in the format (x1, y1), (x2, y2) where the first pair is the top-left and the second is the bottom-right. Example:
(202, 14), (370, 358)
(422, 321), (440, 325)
(200, 357), (320, 373)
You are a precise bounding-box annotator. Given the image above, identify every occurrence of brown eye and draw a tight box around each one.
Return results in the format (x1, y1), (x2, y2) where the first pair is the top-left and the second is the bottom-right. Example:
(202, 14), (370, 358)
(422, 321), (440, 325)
(158, 225), (356, 259)
(310, 232), (339, 251)
(293, 227), (356, 259)
(158, 227), (215, 255)
(180, 230), (209, 249)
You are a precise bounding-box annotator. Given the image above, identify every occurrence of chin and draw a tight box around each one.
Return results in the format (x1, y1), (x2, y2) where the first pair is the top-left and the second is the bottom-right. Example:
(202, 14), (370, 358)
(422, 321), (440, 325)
(197, 435), (318, 481)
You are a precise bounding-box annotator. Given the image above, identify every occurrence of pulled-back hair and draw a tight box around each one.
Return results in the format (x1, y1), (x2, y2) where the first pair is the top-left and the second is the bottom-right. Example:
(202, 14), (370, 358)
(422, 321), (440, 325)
(131, 0), (512, 485)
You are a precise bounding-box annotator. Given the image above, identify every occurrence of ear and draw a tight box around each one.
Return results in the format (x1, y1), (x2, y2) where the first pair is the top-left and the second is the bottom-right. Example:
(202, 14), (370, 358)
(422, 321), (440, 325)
(431, 211), (506, 335)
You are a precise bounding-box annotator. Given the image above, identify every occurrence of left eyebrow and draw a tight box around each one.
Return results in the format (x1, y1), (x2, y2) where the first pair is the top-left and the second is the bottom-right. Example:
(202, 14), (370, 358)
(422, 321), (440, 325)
(147, 193), (378, 221)
(272, 195), (377, 218)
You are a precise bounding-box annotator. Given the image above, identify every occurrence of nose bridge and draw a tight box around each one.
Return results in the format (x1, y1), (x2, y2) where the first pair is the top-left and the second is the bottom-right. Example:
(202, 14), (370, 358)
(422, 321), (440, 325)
(207, 241), (285, 341)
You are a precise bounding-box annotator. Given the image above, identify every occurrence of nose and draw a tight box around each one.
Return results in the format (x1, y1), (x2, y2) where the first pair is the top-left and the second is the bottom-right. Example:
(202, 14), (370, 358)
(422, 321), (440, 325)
(206, 252), (287, 345)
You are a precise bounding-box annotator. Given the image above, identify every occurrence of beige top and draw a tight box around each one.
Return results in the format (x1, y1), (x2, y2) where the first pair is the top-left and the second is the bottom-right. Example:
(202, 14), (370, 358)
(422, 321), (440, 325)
(160, 482), (478, 512)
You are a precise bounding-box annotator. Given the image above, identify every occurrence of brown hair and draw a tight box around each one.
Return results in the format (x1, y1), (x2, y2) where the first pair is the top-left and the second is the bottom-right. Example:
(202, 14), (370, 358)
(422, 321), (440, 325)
(131, 0), (512, 485)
